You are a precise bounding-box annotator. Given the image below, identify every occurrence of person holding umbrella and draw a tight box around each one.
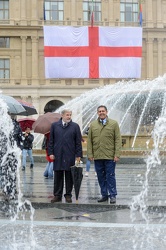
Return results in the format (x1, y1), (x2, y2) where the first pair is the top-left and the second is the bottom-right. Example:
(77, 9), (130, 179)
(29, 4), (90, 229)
(48, 109), (82, 203)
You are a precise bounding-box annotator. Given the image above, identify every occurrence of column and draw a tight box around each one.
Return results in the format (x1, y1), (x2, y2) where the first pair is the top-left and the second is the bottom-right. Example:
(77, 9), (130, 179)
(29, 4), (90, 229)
(146, 0), (153, 27)
(156, 0), (163, 28)
(71, 0), (75, 21)
(21, 36), (27, 78)
(157, 38), (163, 76)
(146, 38), (154, 79)
(31, 36), (39, 80)
(109, 0), (114, 24)
(31, 0), (38, 25)
(20, 0), (27, 25)
(113, 0), (120, 25)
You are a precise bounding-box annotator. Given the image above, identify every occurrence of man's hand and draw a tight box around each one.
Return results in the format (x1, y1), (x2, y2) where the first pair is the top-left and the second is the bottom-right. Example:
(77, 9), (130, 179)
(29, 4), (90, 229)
(88, 157), (94, 161)
(76, 157), (81, 163)
(49, 155), (55, 160)
(114, 156), (119, 162)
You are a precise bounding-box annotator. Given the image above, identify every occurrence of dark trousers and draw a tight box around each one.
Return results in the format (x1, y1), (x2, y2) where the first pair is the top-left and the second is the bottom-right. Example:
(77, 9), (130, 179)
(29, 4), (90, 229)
(53, 170), (73, 198)
(94, 159), (117, 198)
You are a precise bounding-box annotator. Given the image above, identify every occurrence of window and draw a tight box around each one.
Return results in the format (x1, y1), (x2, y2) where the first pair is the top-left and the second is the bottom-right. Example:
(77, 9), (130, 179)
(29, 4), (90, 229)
(0, 37), (9, 48)
(120, 0), (138, 22)
(83, 0), (101, 22)
(44, 0), (64, 21)
(0, 0), (9, 20)
(0, 59), (9, 78)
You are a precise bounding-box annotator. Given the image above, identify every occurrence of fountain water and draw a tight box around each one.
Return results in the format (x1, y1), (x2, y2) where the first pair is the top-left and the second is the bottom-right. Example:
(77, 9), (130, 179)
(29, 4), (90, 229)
(1, 75), (166, 249)
(55, 75), (166, 149)
(0, 98), (36, 248)
(55, 75), (166, 249)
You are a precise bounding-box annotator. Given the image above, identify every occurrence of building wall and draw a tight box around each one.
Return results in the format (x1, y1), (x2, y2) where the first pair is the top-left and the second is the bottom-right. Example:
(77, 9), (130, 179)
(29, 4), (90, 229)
(0, 0), (165, 115)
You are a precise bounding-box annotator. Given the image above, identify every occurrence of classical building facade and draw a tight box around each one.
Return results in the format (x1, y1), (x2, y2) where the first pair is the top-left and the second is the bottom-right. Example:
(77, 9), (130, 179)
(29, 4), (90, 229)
(0, 0), (165, 115)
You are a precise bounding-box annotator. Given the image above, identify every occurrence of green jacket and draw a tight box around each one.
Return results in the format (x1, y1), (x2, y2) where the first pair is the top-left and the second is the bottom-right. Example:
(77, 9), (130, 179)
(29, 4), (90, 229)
(87, 118), (121, 160)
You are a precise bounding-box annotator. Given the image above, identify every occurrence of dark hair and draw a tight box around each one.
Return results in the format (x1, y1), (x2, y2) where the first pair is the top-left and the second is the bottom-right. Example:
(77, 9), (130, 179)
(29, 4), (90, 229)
(97, 105), (107, 112)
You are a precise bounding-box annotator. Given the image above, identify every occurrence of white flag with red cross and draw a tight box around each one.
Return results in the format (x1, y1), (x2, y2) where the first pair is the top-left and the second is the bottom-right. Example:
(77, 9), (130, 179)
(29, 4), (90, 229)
(44, 26), (142, 79)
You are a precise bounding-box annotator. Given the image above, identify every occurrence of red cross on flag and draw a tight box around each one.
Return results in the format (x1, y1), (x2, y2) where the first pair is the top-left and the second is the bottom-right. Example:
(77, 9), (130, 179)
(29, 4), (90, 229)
(44, 26), (142, 79)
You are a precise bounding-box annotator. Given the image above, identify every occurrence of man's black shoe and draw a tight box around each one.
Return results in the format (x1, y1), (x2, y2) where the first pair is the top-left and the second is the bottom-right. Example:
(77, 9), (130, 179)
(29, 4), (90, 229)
(97, 197), (108, 202)
(51, 196), (62, 203)
(65, 196), (72, 203)
(110, 197), (116, 204)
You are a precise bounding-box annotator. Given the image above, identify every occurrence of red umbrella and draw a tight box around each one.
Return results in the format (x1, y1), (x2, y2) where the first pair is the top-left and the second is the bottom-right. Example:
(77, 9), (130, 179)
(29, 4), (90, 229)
(18, 118), (36, 132)
(17, 100), (38, 116)
(32, 112), (61, 134)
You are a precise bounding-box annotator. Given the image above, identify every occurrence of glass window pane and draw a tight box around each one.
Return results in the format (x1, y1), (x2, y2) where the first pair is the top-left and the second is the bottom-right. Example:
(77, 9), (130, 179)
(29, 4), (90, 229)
(51, 11), (57, 20)
(5, 70), (9, 78)
(4, 2), (9, 9)
(83, 12), (88, 21)
(0, 38), (9, 48)
(51, 3), (57, 10)
(5, 59), (9, 68)
(45, 2), (50, 10)
(4, 10), (8, 19)
(45, 11), (50, 20)
(121, 13), (125, 22)
(120, 4), (125, 11)
(83, 3), (89, 11)
(0, 60), (4, 68)
(59, 12), (63, 21)
(133, 3), (138, 12)
(6, 38), (9, 47)
(126, 11), (132, 22)
(95, 3), (101, 11)
(0, 70), (4, 78)
(59, 2), (63, 10)
(133, 13), (138, 22)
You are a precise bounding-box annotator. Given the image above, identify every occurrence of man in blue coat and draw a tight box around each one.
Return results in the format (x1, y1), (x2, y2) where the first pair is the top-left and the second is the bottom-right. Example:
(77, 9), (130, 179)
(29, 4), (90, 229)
(48, 109), (82, 203)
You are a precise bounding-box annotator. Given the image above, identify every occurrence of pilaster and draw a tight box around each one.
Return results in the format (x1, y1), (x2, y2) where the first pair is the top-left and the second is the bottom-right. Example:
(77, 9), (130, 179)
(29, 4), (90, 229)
(157, 38), (163, 76)
(146, 38), (154, 79)
(156, 0), (163, 28)
(146, 0), (153, 28)
(31, 36), (39, 82)
(21, 36), (27, 79)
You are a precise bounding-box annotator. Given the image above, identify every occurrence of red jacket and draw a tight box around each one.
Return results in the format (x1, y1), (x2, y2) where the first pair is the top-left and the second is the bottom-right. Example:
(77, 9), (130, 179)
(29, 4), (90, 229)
(45, 133), (54, 162)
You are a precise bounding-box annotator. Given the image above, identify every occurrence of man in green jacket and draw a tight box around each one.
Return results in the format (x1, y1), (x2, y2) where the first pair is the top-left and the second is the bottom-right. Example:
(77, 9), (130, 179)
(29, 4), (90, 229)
(87, 105), (121, 204)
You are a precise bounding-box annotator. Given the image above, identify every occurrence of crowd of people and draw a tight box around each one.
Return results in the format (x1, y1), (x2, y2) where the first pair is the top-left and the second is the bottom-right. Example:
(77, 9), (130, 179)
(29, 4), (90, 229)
(0, 105), (121, 204)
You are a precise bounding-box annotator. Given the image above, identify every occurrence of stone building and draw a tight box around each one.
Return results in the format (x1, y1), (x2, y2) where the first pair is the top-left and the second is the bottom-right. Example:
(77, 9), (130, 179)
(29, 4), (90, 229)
(0, 0), (165, 115)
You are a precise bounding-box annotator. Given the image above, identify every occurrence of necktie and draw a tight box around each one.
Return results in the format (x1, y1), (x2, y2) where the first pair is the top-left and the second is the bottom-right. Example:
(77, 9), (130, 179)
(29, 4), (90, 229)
(63, 123), (67, 128)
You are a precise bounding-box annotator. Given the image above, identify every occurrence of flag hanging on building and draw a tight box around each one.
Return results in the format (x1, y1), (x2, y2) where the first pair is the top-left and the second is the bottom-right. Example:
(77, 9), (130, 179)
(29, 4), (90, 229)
(44, 26), (142, 79)
(138, 1), (143, 27)
(91, 0), (94, 27)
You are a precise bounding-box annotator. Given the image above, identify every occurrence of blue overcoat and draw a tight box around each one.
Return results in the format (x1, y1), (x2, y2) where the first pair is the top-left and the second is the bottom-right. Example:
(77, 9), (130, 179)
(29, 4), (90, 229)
(48, 118), (82, 171)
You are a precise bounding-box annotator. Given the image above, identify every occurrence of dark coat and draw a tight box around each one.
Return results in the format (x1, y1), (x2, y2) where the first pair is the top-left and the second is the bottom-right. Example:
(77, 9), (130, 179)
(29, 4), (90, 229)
(23, 133), (34, 149)
(12, 119), (23, 149)
(48, 118), (82, 171)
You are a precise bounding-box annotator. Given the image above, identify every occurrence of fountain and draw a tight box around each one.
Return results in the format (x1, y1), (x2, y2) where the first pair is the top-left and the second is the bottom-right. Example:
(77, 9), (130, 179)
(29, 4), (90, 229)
(0, 98), (36, 248)
(1, 75), (166, 249)
(54, 75), (166, 151)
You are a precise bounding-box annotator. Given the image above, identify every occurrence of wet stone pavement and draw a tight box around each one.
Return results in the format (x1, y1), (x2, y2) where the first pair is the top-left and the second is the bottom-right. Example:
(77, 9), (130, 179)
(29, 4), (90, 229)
(0, 161), (166, 249)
